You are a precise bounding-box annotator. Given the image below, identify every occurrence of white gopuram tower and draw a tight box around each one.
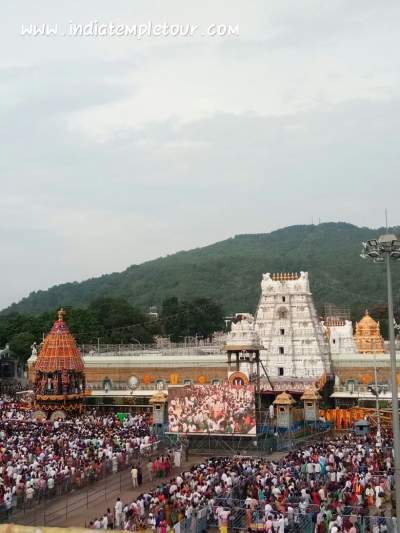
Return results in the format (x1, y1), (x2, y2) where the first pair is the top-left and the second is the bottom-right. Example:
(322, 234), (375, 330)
(254, 271), (331, 379)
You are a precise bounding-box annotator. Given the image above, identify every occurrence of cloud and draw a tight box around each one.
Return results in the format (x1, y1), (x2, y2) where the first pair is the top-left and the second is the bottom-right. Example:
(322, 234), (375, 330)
(0, 0), (400, 309)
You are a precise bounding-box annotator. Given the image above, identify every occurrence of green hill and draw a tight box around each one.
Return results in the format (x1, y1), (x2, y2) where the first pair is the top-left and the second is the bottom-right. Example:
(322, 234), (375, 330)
(3, 222), (400, 316)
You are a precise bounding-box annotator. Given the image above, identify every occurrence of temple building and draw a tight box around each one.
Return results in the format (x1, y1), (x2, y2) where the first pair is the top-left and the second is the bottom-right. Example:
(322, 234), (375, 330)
(226, 313), (258, 349)
(254, 272), (331, 379)
(24, 272), (400, 413)
(323, 318), (357, 355)
(28, 341), (228, 411)
(354, 310), (385, 353)
(224, 313), (262, 390)
(33, 308), (86, 416)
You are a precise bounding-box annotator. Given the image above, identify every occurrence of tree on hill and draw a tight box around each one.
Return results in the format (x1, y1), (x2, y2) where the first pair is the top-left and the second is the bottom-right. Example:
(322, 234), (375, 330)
(0, 313), (45, 361)
(160, 296), (224, 342)
(160, 297), (183, 343)
(88, 297), (154, 344)
(9, 332), (35, 362)
(185, 298), (225, 339)
(0, 300), (158, 358)
(2, 223), (400, 320)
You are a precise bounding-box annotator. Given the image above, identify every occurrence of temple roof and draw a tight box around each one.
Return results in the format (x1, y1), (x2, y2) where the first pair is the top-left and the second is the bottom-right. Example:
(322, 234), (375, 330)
(225, 313), (262, 351)
(273, 391), (296, 405)
(354, 309), (384, 353)
(357, 309), (379, 328)
(149, 391), (168, 404)
(301, 387), (322, 401)
(35, 309), (84, 373)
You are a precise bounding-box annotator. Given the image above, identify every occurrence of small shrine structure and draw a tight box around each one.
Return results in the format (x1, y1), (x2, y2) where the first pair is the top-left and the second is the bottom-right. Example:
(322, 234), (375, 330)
(354, 310), (385, 354)
(33, 308), (86, 415)
(273, 391), (296, 429)
(301, 386), (321, 423)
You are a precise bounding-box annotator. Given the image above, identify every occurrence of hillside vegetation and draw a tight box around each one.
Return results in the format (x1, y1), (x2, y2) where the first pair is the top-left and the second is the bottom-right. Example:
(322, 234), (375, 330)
(3, 222), (400, 317)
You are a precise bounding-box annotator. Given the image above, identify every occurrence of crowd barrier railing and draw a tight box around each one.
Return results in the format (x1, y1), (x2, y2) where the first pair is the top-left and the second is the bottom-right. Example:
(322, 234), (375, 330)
(192, 503), (397, 533)
(0, 439), (182, 526)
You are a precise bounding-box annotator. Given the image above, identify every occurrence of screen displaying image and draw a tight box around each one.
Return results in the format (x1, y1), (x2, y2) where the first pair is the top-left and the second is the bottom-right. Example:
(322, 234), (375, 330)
(168, 384), (256, 435)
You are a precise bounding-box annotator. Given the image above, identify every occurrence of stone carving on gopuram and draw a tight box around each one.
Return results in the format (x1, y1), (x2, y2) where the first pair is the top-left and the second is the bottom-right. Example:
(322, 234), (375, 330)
(33, 308), (86, 415)
(254, 271), (331, 379)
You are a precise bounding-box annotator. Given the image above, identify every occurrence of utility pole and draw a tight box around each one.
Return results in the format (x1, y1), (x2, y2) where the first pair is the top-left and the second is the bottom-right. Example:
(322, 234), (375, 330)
(386, 251), (400, 532)
(361, 230), (400, 529)
(373, 352), (382, 448)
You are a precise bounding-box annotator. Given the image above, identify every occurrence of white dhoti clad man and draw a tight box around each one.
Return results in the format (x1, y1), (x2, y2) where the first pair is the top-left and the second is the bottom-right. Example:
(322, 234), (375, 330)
(174, 449), (181, 467)
(131, 466), (138, 488)
(115, 497), (123, 528)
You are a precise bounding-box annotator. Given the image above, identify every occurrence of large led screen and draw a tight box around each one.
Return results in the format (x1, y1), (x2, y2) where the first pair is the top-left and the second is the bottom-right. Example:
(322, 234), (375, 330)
(168, 384), (256, 435)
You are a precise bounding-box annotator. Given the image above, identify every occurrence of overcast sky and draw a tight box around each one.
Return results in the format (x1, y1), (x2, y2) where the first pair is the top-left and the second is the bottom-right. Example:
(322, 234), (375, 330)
(1, 1), (399, 310)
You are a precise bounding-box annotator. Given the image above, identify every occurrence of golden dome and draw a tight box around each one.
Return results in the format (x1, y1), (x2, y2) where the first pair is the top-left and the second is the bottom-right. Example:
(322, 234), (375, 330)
(358, 310), (378, 327)
(354, 309), (384, 354)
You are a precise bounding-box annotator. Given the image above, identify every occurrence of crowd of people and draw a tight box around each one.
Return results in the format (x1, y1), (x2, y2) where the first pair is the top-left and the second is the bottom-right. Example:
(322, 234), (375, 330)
(0, 401), (155, 516)
(0, 397), (28, 422)
(168, 384), (256, 435)
(0, 393), (397, 532)
(89, 454), (177, 531)
(88, 429), (395, 532)
(0, 383), (23, 397)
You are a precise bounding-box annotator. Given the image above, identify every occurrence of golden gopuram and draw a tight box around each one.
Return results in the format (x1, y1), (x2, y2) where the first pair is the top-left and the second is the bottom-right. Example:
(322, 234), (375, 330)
(354, 310), (385, 353)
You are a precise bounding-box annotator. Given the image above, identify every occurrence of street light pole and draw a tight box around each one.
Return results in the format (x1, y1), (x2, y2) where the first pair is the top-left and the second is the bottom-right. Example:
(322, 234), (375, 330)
(373, 353), (382, 448)
(386, 252), (400, 532)
(361, 233), (400, 530)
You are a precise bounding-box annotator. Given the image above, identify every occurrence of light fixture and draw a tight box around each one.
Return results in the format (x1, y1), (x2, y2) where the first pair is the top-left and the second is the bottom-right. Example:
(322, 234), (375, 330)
(361, 230), (400, 529)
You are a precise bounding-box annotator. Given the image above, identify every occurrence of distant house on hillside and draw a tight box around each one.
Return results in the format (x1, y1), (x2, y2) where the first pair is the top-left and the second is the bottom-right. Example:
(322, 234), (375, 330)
(147, 306), (159, 320)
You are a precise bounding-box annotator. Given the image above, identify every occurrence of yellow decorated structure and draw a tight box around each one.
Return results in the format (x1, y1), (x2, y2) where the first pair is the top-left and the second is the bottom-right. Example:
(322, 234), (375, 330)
(354, 310), (385, 354)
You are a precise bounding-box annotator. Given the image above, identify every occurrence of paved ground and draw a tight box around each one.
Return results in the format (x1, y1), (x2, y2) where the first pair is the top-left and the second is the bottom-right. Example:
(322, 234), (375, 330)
(9, 456), (205, 528)
(9, 451), (286, 529)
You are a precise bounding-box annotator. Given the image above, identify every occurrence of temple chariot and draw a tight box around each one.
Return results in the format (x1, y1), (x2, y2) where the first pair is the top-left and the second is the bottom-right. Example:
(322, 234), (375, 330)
(33, 308), (86, 417)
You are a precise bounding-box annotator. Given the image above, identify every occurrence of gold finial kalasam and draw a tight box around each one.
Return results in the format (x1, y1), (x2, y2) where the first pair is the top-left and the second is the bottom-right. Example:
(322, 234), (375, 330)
(57, 308), (66, 321)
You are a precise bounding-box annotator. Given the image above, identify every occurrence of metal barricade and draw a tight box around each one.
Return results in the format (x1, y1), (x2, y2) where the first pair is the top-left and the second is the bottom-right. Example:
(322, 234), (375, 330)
(1, 439), (179, 526)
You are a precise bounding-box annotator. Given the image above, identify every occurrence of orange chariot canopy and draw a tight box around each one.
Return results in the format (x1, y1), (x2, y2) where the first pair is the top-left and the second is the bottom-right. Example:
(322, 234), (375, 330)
(35, 308), (84, 373)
